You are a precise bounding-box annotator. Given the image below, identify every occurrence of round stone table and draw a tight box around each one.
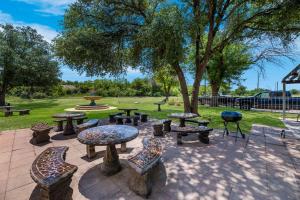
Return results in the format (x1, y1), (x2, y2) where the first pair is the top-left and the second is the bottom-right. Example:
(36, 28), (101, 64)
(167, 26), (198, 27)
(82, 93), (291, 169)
(168, 113), (198, 127)
(52, 112), (85, 135)
(77, 125), (139, 176)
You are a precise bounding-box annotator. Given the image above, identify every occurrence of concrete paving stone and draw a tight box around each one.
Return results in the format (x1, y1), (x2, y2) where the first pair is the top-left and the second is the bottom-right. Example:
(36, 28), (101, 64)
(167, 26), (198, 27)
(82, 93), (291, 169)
(11, 151), (35, 163)
(6, 172), (34, 191)
(0, 180), (7, 194)
(0, 146), (12, 154)
(9, 155), (34, 169)
(267, 177), (299, 200)
(0, 152), (11, 164)
(79, 177), (121, 199)
(229, 185), (268, 200)
(77, 165), (104, 191)
(0, 123), (299, 200)
(0, 162), (9, 174)
(0, 193), (4, 200)
(4, 182), (36, 200)
(8, 164), (31, 178)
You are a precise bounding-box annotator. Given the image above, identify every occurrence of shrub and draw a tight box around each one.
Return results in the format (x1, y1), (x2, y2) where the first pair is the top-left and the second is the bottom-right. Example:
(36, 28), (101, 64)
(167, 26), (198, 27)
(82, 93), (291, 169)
(32, 92), (47, 99)
(168, 98), (176, 105)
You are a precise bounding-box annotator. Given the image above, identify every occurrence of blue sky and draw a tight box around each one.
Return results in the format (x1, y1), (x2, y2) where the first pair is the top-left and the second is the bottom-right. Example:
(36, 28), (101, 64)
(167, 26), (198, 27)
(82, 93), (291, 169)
(1, 0), (300, 91)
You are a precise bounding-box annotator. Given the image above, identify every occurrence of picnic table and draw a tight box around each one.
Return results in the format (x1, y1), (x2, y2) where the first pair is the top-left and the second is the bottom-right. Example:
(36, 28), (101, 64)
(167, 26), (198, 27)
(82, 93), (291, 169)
(52, 112), (85, 135)
(118, 108), (138, 116)
(118, 108), (138, 123)
(168, 112), (198, 127)
(77, 125), (139, 176)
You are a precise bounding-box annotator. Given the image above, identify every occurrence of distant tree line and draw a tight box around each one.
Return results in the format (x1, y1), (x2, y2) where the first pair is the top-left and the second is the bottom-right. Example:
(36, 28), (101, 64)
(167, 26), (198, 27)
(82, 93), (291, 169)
(9, 78), (181, 98)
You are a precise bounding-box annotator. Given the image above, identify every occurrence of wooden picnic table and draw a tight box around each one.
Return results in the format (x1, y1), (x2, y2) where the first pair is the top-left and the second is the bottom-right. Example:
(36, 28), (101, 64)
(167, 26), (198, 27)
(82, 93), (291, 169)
(52, 112), (85, 135)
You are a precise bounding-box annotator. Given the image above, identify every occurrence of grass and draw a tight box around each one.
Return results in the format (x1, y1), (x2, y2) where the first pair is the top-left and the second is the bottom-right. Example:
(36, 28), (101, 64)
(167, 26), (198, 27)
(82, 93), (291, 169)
(0, 96), (286, 133)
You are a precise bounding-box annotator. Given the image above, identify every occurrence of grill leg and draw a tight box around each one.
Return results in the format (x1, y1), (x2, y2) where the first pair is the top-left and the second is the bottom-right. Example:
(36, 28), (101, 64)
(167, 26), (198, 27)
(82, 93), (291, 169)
(237, 122), (245, 139)
(223, 121), (229, 137)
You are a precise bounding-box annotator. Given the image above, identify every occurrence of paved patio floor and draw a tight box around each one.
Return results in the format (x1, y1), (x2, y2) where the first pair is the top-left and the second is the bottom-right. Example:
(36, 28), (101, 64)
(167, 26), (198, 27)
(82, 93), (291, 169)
(0, 121), (299, 200)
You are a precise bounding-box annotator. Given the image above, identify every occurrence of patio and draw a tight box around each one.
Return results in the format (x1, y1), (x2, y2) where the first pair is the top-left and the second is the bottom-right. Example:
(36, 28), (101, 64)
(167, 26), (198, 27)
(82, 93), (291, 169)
(0, 121), (299, 200)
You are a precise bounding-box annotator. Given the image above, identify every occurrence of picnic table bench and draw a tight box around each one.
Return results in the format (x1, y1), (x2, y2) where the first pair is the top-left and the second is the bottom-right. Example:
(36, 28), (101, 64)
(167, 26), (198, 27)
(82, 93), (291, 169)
(172, 126), (213, 144)
(128, 137), (163, 197)
(75, 119), (99, 134)
(3, 109), (30, 117)
(30, 146), (78, 200)
(185, 119), (210, 127)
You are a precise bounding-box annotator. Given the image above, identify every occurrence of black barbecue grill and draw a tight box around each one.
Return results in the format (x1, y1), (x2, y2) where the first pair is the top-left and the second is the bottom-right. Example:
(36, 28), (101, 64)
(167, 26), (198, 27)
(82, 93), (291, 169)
(221, 111), (245, 141)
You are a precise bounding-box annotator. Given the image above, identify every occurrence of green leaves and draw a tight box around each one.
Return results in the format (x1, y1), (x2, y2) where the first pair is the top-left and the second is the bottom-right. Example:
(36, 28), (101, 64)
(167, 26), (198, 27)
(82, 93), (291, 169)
(0, 24), (60, 98)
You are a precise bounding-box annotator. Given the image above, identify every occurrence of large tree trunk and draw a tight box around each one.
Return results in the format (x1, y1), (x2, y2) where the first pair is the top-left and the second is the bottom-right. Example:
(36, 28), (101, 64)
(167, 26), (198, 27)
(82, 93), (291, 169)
(211, 82), (220, 96)
(190, 64), (206, 114)
(211, 82), (220, 107)
(0, 91), (6, 106)
(173, 63), (191, 112)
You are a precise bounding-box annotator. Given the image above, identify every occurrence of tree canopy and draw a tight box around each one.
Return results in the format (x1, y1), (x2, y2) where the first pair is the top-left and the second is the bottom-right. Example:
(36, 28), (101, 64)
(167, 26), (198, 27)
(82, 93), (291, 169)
(207, 43), (251, 96)
(0, 24), (60, 105)
(55, 0), (300, 113)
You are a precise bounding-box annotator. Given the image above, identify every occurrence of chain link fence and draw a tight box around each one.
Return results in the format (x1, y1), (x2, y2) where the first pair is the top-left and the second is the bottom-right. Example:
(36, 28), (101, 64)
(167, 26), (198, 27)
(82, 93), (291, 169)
(198, 96), (300, 112)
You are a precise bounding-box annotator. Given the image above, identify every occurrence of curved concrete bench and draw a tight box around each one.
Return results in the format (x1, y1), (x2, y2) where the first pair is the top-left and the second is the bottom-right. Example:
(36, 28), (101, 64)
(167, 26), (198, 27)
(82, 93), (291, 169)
(30, 146), (78, 200)
(128, 137), (163, 197)
(75, 119), (99, 133)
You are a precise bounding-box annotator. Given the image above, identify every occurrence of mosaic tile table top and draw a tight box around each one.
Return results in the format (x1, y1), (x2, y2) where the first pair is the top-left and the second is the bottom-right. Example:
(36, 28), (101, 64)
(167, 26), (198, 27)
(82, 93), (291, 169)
(168, 112), (198, 119)
(77, 125), (139, 145)
(52, 112), (85, 119)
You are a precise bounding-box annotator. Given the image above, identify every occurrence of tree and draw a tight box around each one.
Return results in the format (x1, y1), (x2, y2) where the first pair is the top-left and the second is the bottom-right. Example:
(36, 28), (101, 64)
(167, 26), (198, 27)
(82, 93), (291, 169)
(234, 85), (247, 96)
(55, 0), (300, 113)
(207, 43), (251, 97)
(153, 65), (177, 100)
(0, 24), (60, 105)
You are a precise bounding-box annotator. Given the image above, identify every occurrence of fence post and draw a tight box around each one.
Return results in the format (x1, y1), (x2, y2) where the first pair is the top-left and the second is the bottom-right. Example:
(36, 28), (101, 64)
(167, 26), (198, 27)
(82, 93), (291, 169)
(282, 83), (286, 120)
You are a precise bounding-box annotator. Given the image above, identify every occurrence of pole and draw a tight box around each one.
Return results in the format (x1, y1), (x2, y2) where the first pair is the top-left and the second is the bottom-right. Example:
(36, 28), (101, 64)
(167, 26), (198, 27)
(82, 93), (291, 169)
(282, 82), (286, 120)
(257, 72), (260, 89)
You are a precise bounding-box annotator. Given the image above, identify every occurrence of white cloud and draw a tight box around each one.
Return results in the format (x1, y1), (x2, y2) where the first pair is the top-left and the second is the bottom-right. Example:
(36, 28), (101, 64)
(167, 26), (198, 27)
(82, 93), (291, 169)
(14, 0), (75, 15)
(0, 10), (58, 42)
(0, 11), (13, 22)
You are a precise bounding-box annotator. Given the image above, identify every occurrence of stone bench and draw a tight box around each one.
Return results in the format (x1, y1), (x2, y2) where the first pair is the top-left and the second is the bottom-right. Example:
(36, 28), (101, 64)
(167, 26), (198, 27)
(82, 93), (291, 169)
(172, 126), (213, 144)
(17, 109), (30, 115)
(152, 122), (164, 136)
(31, 123), (52, 145)
(141, 114), (148, 122)
(109, 112), (124, 123)
(161, 119), (172, 132)
(4, 110), (13, 117)
(185, 119), (210, 127)
(128, 137), (163, 197)
(30, 146), (78, 200)
(73, 116), (88, 125)
(114, 115), (132, 124)
(153, 98), (167, 111)
(75, 119), (99, 133)
(4, 109), (30, 117)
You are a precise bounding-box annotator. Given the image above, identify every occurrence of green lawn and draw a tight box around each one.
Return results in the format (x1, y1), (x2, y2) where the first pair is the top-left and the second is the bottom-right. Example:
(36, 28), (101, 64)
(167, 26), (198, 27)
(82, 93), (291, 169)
(0, 96), (286, 132)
